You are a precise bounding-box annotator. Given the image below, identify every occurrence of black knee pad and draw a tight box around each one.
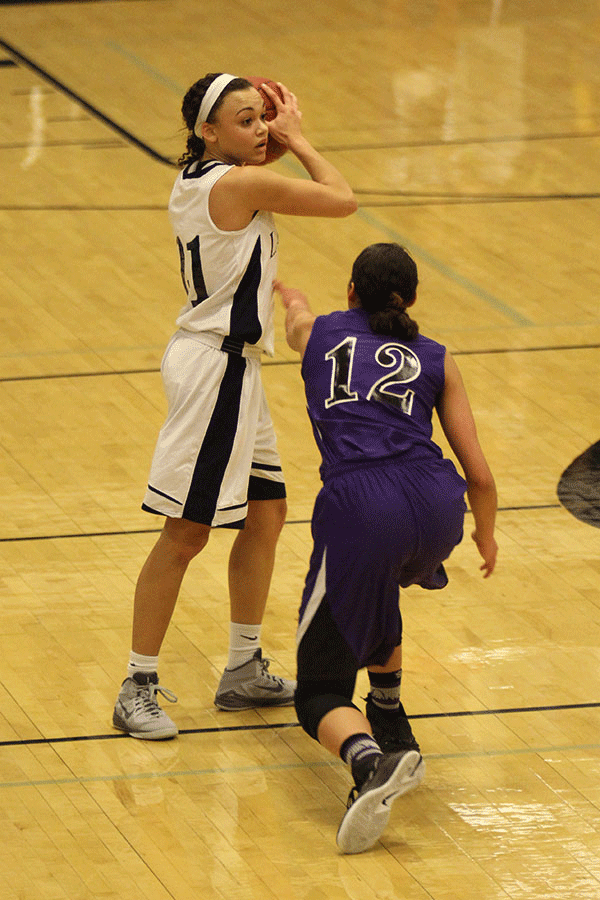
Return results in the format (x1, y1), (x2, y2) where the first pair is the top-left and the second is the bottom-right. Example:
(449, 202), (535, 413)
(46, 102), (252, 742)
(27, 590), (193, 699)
(295, 680), (359, 741)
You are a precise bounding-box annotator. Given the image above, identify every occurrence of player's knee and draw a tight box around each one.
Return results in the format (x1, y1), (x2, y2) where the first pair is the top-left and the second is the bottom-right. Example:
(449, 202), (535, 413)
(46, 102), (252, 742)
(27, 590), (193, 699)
(295, 686), (360, 741)
(270, 497), (287, 538)
(246, 497), (287, 540)
(161, 517), (211, 561)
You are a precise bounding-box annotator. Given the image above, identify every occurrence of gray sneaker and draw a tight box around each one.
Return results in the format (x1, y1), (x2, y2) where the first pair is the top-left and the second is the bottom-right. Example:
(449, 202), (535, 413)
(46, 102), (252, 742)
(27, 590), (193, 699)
(336, 750), (425, 854)
(113, 671), (178, 740)
(214, 649), (296, 710)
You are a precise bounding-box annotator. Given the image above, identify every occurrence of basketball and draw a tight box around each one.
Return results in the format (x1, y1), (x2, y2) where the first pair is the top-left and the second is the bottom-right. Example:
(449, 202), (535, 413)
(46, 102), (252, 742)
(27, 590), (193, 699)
(246, 76), (288, 164)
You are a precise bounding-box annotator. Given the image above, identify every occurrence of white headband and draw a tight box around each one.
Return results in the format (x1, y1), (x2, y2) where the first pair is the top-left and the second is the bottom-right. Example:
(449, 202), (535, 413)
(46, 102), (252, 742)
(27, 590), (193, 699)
(194, 73), (238, 137)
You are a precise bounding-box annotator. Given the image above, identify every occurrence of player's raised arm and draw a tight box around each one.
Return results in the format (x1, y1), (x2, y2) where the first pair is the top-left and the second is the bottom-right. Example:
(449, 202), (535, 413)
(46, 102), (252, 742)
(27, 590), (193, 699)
(263, 83), (357, 211)
(223, 82), (357, 219)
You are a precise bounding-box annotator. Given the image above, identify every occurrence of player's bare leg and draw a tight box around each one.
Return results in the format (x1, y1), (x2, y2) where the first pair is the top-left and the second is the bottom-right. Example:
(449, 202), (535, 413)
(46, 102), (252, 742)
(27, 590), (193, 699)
(215, 497), (296, 710)
(228, 497), (287, 624)
(132, 517), (211, 655)
(114, 517), (210, 740)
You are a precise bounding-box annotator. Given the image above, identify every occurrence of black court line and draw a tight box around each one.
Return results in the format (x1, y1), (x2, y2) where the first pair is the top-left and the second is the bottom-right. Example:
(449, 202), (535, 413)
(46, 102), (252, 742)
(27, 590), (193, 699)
(0, 528), (163, 543)
(455, 344), (600, 355)
(495, 504), (560, 512)
(3, 700), (599, 748)
(0, 38), (175, 166)
(0, 0), (158, 6)
(2, 195), (599, 210)
(357, 193), (600, 207)
(317, 128), (600, 153)
(0, 368), (161, 383)
(0, 505), (561, 544)
(354, 188), (600, 201)
(3, 41), (599, 208)
(0, 140), (126, 151)
(0, 343), (598, 383)
(0, 204), (166, 211)
(1, 344), (598, 385)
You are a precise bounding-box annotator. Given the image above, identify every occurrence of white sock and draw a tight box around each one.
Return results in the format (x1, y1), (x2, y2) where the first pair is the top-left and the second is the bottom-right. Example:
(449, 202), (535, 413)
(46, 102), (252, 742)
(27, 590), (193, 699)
(127, 651), (159, 678)
(227, 622), (262, 669)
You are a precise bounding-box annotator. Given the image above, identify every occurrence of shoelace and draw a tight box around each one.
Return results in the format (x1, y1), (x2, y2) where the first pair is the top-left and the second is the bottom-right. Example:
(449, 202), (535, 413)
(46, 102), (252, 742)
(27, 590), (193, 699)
(258, 656), (287, 685)
(134, 682), (178, 717)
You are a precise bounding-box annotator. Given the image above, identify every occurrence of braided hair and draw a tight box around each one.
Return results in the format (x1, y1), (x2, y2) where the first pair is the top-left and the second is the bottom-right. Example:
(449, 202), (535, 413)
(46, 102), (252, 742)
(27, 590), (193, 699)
(351, 243), (419, 340)
(178, 74), (253, 168)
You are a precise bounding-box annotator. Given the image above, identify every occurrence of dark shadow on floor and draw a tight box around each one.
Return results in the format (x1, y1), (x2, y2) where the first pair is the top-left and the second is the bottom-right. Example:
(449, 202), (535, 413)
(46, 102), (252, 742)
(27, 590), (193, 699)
(557, 440), (600, 528)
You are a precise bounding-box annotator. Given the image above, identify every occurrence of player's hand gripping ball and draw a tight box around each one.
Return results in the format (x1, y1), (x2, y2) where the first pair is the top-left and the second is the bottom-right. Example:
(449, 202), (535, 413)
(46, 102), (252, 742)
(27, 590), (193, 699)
(246, 76), (288, 164)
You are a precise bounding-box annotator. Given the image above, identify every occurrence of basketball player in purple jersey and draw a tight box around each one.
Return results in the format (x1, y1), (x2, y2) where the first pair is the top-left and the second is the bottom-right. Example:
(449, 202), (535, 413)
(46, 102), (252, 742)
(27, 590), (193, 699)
(112, 74), (356, 740)
(276, 243), (497, 853)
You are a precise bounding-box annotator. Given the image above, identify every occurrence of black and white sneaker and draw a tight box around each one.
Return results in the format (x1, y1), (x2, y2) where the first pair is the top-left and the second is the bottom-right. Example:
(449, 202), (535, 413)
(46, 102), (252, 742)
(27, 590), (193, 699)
(113, 672), (178, 740)
(336, 750), (425, 854)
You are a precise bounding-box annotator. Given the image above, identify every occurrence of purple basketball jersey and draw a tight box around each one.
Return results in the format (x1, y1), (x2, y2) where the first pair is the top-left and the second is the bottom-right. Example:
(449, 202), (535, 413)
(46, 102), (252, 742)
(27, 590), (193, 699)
(302, 308), (448, 481)
(298, 308), (467, 666)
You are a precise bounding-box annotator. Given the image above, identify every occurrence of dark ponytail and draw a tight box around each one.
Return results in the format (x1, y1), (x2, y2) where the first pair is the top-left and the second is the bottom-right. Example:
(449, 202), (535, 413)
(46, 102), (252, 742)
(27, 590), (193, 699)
(178, 74), (253, 168)
(351, 243), (419, 340)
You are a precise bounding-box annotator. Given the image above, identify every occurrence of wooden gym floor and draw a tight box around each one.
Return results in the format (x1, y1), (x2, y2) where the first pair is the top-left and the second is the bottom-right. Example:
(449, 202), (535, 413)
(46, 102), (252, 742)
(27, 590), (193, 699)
(0, 1), (599, 897)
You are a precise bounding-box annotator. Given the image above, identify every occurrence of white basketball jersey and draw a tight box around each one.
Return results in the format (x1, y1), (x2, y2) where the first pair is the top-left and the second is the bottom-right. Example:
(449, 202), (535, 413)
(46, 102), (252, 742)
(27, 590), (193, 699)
(168, 160), (279, 355)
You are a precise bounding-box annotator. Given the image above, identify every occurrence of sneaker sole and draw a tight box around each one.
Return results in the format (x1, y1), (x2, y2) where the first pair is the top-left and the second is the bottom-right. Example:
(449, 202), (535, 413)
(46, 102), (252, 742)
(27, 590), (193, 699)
(214, 693), (296, 711)
(112, 715), (178, 741)
(336, 751), (425, 854)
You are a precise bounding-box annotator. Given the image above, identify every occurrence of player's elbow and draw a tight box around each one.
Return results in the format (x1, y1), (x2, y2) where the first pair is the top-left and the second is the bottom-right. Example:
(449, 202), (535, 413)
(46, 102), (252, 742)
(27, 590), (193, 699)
(467, 469), (497, 499)
(328, 190), (358, 217)
(339, 195), (358, 217)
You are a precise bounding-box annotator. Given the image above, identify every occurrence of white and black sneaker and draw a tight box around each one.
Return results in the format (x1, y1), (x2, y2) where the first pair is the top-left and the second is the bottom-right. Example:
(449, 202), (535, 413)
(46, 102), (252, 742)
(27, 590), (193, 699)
(113, 671), (178, 740)
(214, 649), (296, 710)
(336, 750), (425, 854)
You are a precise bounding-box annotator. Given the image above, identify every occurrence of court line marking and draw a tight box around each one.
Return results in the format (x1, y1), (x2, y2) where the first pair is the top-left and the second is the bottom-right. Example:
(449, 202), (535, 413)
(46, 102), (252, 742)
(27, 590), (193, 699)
(278, 152), (534, 327)
(358, 194), (600, 206)
(2, 741), (599, 790)
(104, 39), (185, 95)
(357, 208), (532, 325)
(2, 700), (598, 750)
(0, 28), (596, 820)
(0, 343), (599, 382)
(1, 35), (532, 326)
(0, 36), (172, 165)
(0, 505), (563, 544)
(317, 129), (600, 152)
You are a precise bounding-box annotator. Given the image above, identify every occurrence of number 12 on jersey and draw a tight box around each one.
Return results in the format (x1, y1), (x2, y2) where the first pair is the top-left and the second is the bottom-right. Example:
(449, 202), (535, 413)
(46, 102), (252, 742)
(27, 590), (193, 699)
(324, 337), (421, 415)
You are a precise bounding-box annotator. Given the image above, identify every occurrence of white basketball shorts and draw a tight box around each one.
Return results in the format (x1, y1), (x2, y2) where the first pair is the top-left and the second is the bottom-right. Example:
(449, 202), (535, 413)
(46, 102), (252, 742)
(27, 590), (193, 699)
(142, 331), (286, 528)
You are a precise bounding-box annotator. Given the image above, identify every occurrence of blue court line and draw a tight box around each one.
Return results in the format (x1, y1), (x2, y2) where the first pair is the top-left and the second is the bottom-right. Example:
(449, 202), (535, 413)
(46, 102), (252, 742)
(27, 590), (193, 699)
(104, 41), (185, 95)
(270, 152), (533, 327)
(276, 152), (532, 326)
(105, 42), (533, 329)
(2, 741), (599, 790)
(356, 208), (533, 327)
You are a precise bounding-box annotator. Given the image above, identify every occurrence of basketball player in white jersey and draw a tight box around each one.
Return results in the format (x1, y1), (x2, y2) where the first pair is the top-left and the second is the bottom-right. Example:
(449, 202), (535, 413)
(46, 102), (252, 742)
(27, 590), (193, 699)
(112, 74), (357, 739)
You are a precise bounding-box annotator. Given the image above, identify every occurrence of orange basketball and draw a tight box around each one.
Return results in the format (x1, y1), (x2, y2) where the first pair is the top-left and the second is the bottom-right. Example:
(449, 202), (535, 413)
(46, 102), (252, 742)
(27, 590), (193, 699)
(246, 76), (288, 164)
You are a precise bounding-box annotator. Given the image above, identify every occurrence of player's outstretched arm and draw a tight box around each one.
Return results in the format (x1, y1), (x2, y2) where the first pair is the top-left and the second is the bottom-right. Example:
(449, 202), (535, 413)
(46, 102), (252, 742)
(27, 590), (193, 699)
(274, 281), (315, 358)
